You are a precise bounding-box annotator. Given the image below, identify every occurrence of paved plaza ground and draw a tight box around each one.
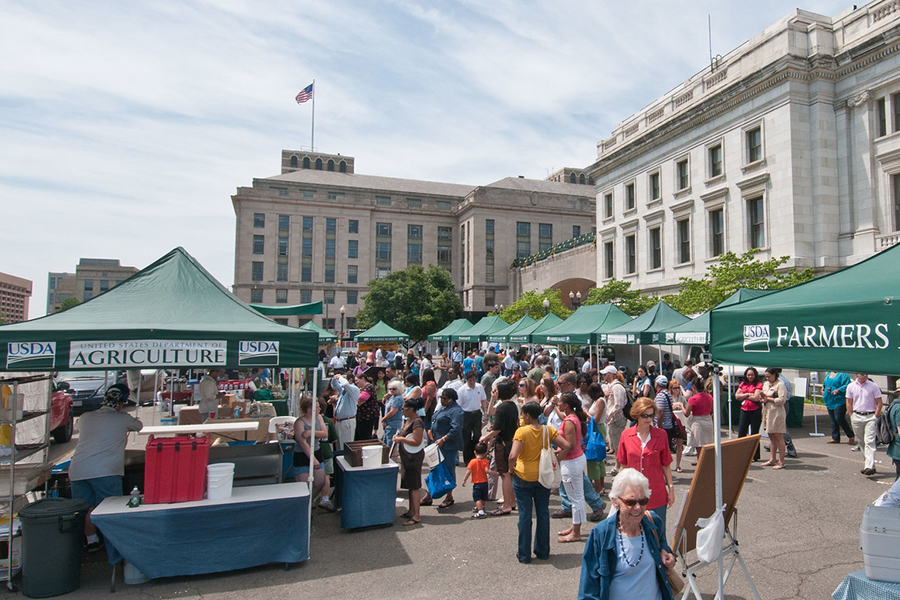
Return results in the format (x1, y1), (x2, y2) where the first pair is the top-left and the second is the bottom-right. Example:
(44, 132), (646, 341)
(49, 404), (893, 599)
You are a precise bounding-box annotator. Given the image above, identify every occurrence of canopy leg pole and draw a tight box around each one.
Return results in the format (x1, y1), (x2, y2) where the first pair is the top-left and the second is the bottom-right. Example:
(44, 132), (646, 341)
(727, 365), (734, 439)
(712, 362), (725, 600)
(810, 383), (824, 436)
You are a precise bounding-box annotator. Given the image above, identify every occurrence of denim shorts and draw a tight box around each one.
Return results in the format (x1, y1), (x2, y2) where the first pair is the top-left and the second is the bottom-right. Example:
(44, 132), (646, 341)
(472, 481), (488, 503)
(71, 476), (123, 507)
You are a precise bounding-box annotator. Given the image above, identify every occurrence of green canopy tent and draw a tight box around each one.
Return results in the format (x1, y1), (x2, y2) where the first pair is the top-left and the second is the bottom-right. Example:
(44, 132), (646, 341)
(355, 321), (409, 344)
(298, 320), (338, 344)
(532, 304), (632, 346)
(427, 318), (474, 342)
(0, 247), (319, 370)
(710, 244), (900, 374)
(486, 316), (536, 344)
(508, 313), (564, 345)
(662, 289), (775, 346)
(600, 302), (690, 346)
(249, 301), (323, 317)
(452, 316), (509, 344)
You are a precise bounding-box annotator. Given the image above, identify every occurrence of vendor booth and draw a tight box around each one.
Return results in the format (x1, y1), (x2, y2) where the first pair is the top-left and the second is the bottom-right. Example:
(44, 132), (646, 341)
(0, 247), (320, 584)
(486, 315), (536, 345)
(354, 321), (408, 354)
(451, 315), (509, 344)
(427, 318), (474, 343)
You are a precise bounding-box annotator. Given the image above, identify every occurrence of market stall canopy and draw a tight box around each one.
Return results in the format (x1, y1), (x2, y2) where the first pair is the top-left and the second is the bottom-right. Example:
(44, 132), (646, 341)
(298, 320), (337, 343)
(600, 302), (689, 345)
(249, 302), (322, 317)
(355, 321), (409, 343)
(710, 244), (900, 374)
(487, 315), (537, 344)
(662, 289), (775, 346)
(452, 315), (509, 343)
(427, 318), (474, 342)
(532, 304), (632, 346)
(0, 247), (319, 370)
(508, 313), (564, 345)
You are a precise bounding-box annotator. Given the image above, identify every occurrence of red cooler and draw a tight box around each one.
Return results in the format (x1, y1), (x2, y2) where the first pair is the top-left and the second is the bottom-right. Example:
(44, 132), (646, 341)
(144, 435), (210, 504)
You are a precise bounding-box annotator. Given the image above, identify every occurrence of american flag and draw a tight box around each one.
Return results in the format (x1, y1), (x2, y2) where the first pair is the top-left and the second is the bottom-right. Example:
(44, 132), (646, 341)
(295, 83), (314, 104)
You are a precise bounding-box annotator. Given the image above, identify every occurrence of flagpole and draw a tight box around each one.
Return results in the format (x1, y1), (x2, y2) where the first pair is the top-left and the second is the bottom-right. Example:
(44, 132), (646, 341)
(311, 79), (315, 151)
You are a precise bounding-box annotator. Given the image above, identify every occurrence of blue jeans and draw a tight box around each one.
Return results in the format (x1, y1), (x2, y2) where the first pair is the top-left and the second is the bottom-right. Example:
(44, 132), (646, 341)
(827, 405), (854, 441)
(559, 473), (605, 512)
(652, 505), (668, 545)
(513, 475), (551, 563)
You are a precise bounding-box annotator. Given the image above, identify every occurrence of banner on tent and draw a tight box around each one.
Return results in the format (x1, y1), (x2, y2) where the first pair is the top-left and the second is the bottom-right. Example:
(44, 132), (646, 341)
(238, 341), (280, 366)
(69, 340), (227, 368)
(6, 342), (57, 369)
(666, 332), (708, 345)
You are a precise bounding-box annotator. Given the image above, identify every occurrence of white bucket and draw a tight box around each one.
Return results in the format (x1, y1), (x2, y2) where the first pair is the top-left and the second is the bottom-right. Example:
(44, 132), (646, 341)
(423, 443), (440, 468)
(361, 445), (382, 468)
(124, 561), (148, 584)
(207, 462), (235, 499)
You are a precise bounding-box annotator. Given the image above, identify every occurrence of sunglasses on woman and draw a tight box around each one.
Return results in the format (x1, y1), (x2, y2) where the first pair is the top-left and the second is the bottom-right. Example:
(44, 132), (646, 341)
(619, 497), (650, 507)
(640, 413), (655, 419)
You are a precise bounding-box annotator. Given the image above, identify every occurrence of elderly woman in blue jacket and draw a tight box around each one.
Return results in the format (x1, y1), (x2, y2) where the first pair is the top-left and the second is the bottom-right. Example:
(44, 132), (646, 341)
(579, 468), (676, 600)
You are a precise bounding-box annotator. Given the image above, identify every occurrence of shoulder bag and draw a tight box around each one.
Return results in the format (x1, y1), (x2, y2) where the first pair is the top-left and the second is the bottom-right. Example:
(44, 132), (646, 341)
(645, 511), (685, 595)
(538, 425), (562, 489)
(584, 417), (607, 461)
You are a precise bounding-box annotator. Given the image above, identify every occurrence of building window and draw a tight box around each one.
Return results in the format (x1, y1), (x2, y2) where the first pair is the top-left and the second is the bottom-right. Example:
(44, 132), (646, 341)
(676, 218), (690, 264)
(301, 237), (313, 257)
(625, 183), (635, 210)
(892, 92), (900, 133)
(349, 219), (359, 234)
(438, 227), (452, 273)
(302, 217), (313, 231)
(276, 289), (288, 304)
(746, 126), (762, 164)
(300, 289), (312, 304)
(301, 262), (311, 282)
(407, 243), (422, 264)
(376, 242), (392, 261)
(748, 197), (765, 249)
(325, 264), (335, 283)
(539, 223), (552, 251)
(376, 195), (391, 205)
(708, 144), (723, 178)
(302, 190), (314, 198)
(325, 239), (335, 258)
(516, 241), (530, 259)
(485, 289), (495, 307)
(276, 260), (288, 281)
(408, 225), (422, 239)
(407, 198), (422, 209)
(376, 223), (392, 237)
(649, 171), (661, 202)
(877, 97), (887, 137)
(375, 267), (391, 279)
(709, 209), (725, 257)
(604, 241), (614, 279)
(254, 213), (265, 228)
(323, 318), (335, 330)
(348, 240), (358, 259)
(99, 280), (109, 293)
(625, 235), (636, 274)
(461, 223), (468, 283)
(437, 201), (451, 211)
(485, 219), (494, 234)
(326, 218), (336, 234)
(348, 265), (358, 284)
(251, 262), (263, 281)
(347, 290), (358, 304)
(252, 235), (265, 254)
(485, 240), (495, 283)
(676, 159), (689, 190)
(324, 290), (335, 304)
(303, 157), (310, 169)
(346, 316), (357, 329)
(290, 156), (298, 168)
(573, 225), (581, 237)
(604, 193), (613, 218)
(649, 227), (662, 270)
(516, 222), (530, 237)
(250, 288), (263, 303)
(83, 279), (94, 301)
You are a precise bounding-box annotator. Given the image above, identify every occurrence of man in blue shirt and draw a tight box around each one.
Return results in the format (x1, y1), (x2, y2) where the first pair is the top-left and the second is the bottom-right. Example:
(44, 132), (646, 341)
(330, 374), (360, 448)
(462, 350), (475, 376)
(451, 346), (463, 368)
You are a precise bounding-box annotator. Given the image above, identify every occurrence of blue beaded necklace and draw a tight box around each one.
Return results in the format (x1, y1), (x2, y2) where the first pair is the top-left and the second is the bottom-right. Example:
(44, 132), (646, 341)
(616, 515), (645, 568)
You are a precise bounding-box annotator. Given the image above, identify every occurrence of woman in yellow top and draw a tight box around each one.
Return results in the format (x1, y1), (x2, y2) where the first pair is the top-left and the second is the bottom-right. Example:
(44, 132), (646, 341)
(760, 367), (788, 469)
(508, 401), (571, 564)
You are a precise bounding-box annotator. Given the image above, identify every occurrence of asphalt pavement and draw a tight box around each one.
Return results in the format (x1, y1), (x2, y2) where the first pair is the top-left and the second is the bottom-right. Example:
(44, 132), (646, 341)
(45, 404), (894, 600)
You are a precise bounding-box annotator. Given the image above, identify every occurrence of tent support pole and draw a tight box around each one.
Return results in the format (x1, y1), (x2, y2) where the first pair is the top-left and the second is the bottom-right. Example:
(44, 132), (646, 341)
(727, 366), (734, 439)
(712, 362), (725, 600)
(809, 383), (824, 436)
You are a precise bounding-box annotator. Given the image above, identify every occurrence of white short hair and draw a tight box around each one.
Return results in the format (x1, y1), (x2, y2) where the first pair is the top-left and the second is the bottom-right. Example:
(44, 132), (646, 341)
(388, 380), (404, 392)
(610, 468), (651, 501)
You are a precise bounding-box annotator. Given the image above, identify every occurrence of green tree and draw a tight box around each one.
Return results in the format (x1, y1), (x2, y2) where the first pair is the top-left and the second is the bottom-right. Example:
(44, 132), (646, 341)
(56, 297), (80, 312)
(493, 289), (572, 322)
(0, 311), (6, 325)
(583, 279), (658, 316)
(665, 249), (815, 314)
(356, 265), (461, 343)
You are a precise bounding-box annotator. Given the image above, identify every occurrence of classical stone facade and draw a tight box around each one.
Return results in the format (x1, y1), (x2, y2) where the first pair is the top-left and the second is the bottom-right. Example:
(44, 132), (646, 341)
(231, 151), (595, 329)
(583, 0), (900, 295)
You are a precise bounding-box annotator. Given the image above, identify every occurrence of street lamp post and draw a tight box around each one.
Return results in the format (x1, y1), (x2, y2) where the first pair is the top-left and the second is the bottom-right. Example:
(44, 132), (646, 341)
(339, 305), (346, 349)
(569, 290), (582, 309)
(542, 297), (550, 316)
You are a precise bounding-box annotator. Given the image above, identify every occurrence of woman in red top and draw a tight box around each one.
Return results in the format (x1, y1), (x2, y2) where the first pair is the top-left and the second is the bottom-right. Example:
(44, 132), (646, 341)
(557, 392), (588, 543)
(616, 397), (675, 539)
(683, 385), (714, 464)
(736, 367), (764, 461)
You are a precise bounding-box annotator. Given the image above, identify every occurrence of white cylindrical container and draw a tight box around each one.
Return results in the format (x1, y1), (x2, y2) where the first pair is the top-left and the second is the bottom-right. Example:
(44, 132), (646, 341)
(361, 445), (382, 468)
(207, 462), (235, 499)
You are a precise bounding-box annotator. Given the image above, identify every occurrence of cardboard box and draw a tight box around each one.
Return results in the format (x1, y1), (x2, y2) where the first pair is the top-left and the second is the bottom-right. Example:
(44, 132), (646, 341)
(223, 394), (237, 405)
(343, 440), (389, 467)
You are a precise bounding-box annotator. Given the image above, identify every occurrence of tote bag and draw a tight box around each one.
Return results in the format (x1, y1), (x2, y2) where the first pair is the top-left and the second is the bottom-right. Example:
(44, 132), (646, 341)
(425, 448), (456, 499)
(584, 418), (607, 462)
(538, 425), (562, 489)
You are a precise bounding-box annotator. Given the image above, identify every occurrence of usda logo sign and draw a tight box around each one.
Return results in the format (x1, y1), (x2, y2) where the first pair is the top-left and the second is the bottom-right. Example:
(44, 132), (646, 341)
(7, 342), (56, 369)
(239, 341), (279, 366)
(743, 325), (770, 352)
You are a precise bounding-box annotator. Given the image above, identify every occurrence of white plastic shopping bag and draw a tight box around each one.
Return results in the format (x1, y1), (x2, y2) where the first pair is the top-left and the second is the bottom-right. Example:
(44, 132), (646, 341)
(695, 506), (726, 563)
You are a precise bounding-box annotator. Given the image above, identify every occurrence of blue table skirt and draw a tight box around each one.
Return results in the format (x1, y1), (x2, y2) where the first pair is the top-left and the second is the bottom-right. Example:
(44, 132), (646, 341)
(335, 456), (398, 529)
(833, 569), (900, 600)
(92, 483), (309, 579)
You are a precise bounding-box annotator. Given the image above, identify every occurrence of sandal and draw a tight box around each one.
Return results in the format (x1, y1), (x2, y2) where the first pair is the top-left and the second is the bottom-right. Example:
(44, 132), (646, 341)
(399, 512), (411, 519)
(772, 463), (785, 470)
(558, 536), (583, 543)
(402, 518), (421, 526)
(438, 499), (455, 509)
(420, 498), (433, 506)
(759, 461), (775, 467)
(676, 467), (683, 473)
(490, 508), (512, 516)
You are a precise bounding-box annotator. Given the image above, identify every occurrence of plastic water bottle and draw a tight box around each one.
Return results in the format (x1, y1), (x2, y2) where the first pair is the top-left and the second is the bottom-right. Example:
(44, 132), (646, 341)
(127, 486), (141, 508)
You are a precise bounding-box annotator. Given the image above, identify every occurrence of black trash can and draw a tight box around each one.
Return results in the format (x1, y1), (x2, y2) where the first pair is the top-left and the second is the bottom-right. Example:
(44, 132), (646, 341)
(19, 498), (90, 598)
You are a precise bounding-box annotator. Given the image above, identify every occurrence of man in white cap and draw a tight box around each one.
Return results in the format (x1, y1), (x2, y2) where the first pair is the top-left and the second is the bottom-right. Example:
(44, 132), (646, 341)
(601, 365), (628, 475)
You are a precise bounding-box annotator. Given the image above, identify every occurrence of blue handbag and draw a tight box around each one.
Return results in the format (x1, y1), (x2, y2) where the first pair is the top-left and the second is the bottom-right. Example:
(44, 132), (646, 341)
(584, 418), (607, 461)
(425, 449), (456, 499)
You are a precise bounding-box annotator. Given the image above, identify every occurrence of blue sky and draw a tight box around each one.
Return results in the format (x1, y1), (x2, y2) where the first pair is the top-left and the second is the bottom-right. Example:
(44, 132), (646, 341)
(1, 0), (850, 316)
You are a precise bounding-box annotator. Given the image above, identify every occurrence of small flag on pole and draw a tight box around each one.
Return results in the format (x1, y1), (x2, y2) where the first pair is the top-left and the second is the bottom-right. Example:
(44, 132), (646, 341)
(295, 83), (314, 104)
